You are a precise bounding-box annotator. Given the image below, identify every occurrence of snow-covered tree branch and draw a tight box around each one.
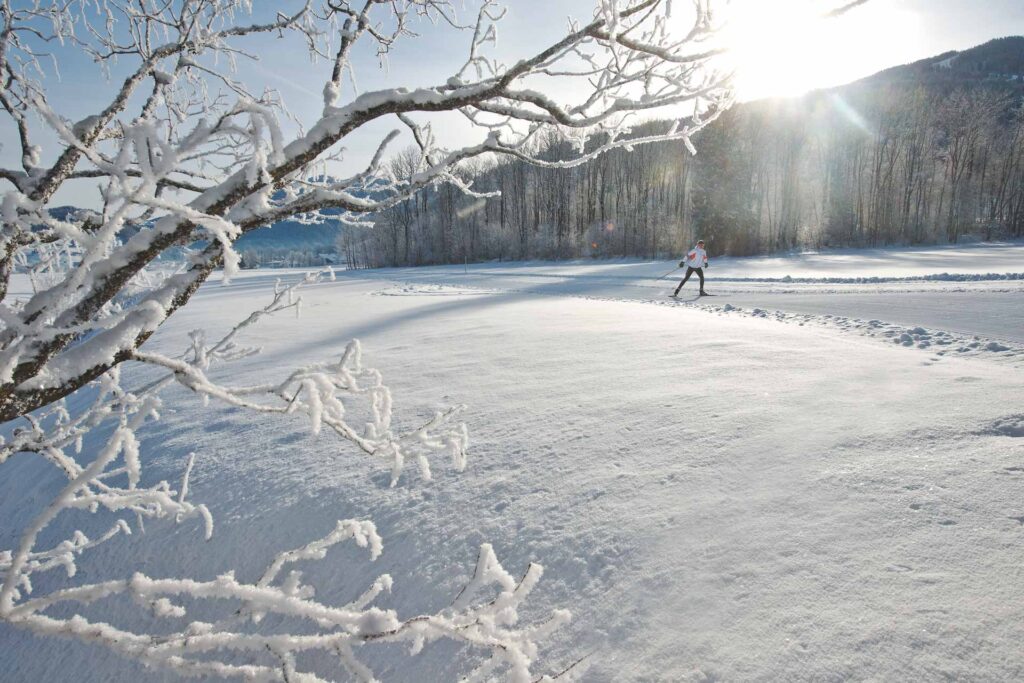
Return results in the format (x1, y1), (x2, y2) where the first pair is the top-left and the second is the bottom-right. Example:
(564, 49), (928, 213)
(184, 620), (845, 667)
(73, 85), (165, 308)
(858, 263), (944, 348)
(0, 0), (747, 421)
(0, 0), (886, 679)
(0, 272), (565, 680)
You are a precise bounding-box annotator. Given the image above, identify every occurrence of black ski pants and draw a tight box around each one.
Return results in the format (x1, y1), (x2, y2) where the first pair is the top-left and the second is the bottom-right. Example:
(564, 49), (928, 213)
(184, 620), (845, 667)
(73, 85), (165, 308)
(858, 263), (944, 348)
(674, 266), (704, 294)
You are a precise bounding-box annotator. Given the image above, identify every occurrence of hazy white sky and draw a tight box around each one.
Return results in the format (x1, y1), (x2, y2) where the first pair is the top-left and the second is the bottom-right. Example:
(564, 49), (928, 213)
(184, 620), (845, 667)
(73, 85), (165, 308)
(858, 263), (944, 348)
(3, 0), (1024, 208)
(723, 0), (1024, 99)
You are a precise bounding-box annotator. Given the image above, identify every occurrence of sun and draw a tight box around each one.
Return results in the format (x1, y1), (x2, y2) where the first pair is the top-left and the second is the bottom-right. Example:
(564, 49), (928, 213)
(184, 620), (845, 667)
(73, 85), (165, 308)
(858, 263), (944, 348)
(714, 0), (918, 101)
(718, 1), (828, 99)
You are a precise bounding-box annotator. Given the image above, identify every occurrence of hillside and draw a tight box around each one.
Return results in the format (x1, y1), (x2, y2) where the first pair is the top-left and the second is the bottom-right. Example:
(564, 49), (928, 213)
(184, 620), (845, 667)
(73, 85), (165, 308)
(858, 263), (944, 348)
(234, 218), (341, 252)
(861, 36), (1024, 91)
(44, 37), (1024, 267)
(346, 35), (1024, 267)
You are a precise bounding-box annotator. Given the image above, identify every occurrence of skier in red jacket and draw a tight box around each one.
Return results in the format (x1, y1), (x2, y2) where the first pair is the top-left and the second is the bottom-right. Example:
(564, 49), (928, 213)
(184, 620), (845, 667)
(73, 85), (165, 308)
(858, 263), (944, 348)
(672, 240), (709, 297)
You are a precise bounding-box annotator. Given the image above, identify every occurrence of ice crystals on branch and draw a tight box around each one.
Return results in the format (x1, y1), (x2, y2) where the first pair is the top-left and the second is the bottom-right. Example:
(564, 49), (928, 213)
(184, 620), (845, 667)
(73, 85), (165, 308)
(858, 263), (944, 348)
(135, 281), (469, 486)
(0, 274), (562, 681)
(0, 0), (737, 425)
(0, 0), (755, 677)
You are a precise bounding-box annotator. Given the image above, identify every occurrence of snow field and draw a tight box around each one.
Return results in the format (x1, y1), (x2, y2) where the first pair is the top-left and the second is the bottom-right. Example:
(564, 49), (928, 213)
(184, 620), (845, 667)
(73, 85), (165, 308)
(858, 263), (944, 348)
(368, 241), (1024, 280)
(352, 241), (1024, 353)
(1, 243), (1023, 680)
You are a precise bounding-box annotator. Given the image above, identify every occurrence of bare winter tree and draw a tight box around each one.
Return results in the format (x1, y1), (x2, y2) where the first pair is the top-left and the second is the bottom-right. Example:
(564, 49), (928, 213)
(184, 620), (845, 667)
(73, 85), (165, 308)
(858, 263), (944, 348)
(0, 0), (770, 679)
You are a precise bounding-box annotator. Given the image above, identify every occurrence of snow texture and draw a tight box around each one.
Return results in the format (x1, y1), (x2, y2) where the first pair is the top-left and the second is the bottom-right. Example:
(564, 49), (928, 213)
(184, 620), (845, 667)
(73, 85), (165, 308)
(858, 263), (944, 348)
(3, 243), (1023, 680)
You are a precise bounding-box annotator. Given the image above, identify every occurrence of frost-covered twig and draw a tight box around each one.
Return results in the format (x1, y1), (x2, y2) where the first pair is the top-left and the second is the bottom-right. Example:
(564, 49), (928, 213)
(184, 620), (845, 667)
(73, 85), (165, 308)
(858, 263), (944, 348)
(0, 276), (564, 680)
(0, 0), (774, 677)
(132, 338), (469, 487)
(6, 524), (566, 683)
(0, 1), (743, 420)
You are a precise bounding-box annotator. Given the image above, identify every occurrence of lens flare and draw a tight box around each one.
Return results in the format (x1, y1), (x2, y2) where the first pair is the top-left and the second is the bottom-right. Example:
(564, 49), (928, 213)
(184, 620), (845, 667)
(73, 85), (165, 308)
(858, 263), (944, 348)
(713, 0), (922, 101)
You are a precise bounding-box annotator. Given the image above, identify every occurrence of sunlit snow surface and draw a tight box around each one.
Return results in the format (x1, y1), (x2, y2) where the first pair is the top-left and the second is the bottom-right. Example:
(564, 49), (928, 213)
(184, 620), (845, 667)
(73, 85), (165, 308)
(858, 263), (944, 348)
(1, 243), (1023, 680)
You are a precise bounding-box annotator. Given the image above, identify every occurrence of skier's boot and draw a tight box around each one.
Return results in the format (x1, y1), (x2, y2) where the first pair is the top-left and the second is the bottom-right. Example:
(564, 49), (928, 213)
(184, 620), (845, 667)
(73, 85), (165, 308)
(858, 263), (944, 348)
(699, 290), (709, 296)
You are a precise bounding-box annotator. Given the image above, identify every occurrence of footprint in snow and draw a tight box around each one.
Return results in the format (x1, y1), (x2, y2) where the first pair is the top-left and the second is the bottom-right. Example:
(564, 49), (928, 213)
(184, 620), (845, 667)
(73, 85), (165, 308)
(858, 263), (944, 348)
(977, 415), (1024, 438)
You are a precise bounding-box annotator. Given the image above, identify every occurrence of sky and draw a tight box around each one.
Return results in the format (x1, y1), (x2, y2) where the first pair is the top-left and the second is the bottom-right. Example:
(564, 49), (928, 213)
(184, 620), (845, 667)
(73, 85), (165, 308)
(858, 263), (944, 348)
(723, 0), (1024, 99)
(3, 0), (1024, 209)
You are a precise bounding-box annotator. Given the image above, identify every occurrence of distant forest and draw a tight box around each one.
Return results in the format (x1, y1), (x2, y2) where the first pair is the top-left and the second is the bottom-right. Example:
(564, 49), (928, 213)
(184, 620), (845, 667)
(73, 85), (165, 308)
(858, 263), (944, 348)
(342, 78), (1024, 267)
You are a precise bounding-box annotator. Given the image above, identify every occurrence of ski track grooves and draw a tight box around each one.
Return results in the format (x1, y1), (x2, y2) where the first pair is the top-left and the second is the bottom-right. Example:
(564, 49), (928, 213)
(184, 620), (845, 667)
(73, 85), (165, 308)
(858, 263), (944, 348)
(371, 280), (1024, 366)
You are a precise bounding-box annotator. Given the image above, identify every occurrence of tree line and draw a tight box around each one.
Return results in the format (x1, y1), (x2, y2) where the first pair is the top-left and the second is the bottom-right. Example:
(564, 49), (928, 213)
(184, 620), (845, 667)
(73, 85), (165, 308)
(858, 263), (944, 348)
(344, 84), (1024, 267)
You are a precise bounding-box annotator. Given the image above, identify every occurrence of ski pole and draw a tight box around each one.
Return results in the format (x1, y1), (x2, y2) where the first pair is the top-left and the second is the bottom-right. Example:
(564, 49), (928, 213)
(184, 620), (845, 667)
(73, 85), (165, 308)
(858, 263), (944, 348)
(657, 266), (680, 280)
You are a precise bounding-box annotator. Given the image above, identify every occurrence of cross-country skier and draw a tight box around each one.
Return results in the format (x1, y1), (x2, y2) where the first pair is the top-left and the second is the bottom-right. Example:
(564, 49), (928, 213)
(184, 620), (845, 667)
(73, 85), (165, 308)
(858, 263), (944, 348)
(673, 240), (709, 297)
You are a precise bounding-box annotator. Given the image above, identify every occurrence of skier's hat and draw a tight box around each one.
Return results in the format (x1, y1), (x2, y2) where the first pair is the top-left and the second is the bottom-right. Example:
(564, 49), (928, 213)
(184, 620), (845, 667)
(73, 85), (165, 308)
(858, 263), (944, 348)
(696, 239), (705, 245)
